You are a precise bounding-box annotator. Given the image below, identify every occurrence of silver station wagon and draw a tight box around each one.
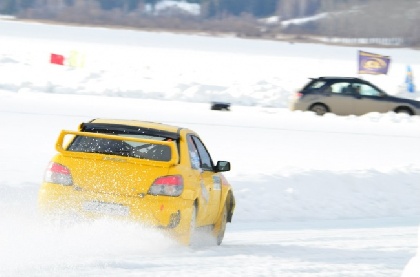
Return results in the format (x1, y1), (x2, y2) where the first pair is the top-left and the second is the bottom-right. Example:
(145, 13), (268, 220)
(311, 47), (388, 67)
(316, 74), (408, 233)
(290, 77), (420, 116)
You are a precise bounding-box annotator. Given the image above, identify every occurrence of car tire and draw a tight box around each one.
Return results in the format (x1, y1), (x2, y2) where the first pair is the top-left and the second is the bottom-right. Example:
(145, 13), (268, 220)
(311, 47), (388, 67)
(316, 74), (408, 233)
(395, 107), (413, 115)
(215, 204), (228, 246)
(309, 104), (328, 116)
(188, 204), (198, 246)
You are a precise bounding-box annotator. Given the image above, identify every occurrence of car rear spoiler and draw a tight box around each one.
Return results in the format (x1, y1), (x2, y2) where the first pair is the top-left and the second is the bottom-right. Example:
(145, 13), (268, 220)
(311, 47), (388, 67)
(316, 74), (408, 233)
(55, 130), (179, 166)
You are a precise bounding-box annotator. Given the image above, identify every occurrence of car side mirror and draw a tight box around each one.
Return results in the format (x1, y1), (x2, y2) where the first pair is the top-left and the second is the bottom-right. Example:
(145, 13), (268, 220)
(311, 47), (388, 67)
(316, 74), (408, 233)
(216, 161), (230, 172)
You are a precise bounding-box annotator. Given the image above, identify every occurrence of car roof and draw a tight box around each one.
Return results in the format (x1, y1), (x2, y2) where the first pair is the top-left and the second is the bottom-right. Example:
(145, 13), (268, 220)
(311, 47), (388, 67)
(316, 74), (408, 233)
(306, 76), (387, 93)
(311, 76), (365, 82)
(83, 118), (193, 138)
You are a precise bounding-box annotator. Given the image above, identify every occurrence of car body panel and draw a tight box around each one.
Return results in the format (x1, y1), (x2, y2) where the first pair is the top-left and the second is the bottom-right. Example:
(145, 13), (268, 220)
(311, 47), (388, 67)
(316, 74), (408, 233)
(323, 94), (357, 115)
(199, 170), (222, 224)
(38, 119), (235, 245)
(354, 95), (391, 115)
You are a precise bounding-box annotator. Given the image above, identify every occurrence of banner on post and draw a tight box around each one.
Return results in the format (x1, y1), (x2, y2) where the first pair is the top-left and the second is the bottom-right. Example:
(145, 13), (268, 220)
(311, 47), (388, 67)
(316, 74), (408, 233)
(358, 50), (390, 75)
(68, 50), (85, 68)
(50, 53), (65, 65)
(405, 65), (415, 93)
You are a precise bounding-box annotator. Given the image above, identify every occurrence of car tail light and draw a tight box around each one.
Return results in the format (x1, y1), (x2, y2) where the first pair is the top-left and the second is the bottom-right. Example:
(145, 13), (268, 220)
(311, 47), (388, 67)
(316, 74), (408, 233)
(148, 175), (183, 197)
(295, 92), (304, 99)
(43, 162), (73, 186)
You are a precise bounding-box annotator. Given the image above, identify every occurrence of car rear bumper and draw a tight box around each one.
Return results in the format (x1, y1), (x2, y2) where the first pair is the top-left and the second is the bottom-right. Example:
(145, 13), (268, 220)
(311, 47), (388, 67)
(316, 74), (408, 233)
(38, 182), (194, 237)
(289, 100), (307, 111)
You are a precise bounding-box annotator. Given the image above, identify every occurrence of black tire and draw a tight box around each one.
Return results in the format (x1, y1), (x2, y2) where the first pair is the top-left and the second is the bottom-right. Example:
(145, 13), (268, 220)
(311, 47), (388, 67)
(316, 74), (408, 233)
(216, 205), (228, 246)
(188, 205), (198, 246)
(395, 107), (413, 115)
(309, 104), (328, 116)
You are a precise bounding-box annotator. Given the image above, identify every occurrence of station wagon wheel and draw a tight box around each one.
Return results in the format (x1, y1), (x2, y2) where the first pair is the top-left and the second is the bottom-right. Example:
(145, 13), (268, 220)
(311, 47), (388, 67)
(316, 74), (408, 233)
(309, 104), (328, 116)
(215, 205), (228, 246)
(395, 107), (413, 115)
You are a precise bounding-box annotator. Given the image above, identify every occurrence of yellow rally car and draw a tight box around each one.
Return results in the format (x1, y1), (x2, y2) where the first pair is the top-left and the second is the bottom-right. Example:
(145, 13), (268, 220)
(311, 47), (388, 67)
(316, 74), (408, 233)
(38, 118), (235, 245)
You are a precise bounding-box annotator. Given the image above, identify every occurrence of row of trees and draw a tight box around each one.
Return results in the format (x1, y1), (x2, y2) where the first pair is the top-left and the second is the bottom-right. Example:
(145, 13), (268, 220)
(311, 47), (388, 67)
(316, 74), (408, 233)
(0, 0), (364, 19)
(1, 0), (420, 46)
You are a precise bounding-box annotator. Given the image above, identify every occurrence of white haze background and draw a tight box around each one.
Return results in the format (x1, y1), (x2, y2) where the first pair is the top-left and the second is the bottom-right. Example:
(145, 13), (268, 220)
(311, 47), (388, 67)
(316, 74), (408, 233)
(1, 19), (420, 276)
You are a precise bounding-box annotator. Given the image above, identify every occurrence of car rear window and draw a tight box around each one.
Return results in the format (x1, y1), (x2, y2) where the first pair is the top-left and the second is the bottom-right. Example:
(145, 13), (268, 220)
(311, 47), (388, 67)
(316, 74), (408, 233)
(303, 80), (327, 91)
(67, 133), (173, 162)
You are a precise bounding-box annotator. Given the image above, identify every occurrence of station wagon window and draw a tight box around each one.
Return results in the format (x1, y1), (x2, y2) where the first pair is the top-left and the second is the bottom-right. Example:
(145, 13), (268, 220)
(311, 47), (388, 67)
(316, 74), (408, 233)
(356, 83), (382, 97)
(329, 82), (353, 94)
(304, 80), (326, 91)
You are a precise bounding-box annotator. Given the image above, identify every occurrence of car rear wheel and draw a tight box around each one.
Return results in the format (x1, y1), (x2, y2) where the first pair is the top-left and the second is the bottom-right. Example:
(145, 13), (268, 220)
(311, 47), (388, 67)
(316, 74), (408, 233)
(215, 205), (228, 245)
(188, 204), (198, 246)
(309, 104), (328, 116)
(395, 107), (413, 115)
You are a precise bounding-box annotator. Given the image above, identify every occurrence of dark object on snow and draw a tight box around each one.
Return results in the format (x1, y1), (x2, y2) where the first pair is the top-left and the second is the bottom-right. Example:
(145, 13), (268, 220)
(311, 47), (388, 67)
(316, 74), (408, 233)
(211, 102), (231, 111)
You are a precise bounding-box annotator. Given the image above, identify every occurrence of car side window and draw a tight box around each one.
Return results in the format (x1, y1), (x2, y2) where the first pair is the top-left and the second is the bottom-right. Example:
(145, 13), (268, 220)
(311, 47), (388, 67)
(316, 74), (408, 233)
(330, 82), (353, 94)
(357, 83), (382, 97)
(191, 136), (214, 171)
(303, 80), (326, 92)
(187, 135), (201, 170)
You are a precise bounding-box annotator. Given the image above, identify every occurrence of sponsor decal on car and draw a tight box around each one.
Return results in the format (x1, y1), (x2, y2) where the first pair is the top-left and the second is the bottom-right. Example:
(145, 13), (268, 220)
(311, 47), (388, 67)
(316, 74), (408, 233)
(213, 176), (221, 190)
(200, 181), (209, 202)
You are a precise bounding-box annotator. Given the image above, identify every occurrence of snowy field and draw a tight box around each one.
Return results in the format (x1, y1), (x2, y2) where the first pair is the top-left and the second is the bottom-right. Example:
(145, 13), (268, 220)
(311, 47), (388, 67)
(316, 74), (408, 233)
(1, 19), (420, 276)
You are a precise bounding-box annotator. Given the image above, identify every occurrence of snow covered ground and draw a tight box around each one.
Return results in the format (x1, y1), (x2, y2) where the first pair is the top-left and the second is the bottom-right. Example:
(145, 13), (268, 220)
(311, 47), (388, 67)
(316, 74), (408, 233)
(1, 19), (420, 276)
